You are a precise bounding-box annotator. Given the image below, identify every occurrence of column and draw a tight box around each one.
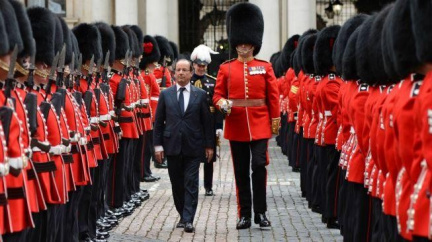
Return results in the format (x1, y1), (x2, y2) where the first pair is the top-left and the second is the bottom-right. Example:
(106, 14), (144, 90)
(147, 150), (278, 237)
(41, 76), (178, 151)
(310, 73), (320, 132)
(287, 0), (317, 37)
(144, 0), (179, 44)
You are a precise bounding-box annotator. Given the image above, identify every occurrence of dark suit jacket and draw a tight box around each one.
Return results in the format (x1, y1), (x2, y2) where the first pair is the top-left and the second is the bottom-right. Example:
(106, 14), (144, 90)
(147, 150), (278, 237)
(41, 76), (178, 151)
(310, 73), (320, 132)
(153, 84), (214, 157)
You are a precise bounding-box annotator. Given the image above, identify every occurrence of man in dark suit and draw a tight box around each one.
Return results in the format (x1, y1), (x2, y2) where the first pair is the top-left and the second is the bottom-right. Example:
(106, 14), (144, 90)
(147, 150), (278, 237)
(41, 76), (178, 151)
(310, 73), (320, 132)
(153, 59), (214, 233)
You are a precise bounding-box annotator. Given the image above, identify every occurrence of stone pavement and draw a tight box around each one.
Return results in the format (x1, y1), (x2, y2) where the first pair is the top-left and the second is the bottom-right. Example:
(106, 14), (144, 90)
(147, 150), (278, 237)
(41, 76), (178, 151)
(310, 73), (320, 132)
(109, 137), (343, 242)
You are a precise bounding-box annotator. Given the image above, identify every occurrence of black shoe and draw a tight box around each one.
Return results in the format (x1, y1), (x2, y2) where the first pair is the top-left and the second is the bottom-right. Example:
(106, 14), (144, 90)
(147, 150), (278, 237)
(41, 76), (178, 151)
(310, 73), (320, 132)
(292, 167), (300, 172)
(205, 189), (214, 196)
(236, 217), (251, 230)
(143, 176), (157, 182)
(154, 161), (168, 169)
(254, 213), (271, 228)
(184, 222), (195, 233)
(176, 220), (185, 228)
(327, 218), (339, 229)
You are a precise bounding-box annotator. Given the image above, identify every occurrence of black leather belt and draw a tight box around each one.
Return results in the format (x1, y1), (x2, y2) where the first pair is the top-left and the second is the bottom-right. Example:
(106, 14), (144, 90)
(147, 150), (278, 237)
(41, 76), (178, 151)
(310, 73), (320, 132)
(71, 144), (80, 154)
(118, 117), (133, 123)
(137, 113), (151, 118)
(62, 154), (74, 164)
(7, 187), (26, 199)
(103, 133), (110, 140)
(27, 169), (36, 180)
(86, 142), (94, 150)
(33, 161), (57, 173)
(0, 193), (7, 205)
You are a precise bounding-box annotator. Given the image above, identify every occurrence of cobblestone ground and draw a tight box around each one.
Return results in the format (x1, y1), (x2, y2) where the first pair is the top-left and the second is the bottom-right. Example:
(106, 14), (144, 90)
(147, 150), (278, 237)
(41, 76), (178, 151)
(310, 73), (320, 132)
(109, 137), (343, 242)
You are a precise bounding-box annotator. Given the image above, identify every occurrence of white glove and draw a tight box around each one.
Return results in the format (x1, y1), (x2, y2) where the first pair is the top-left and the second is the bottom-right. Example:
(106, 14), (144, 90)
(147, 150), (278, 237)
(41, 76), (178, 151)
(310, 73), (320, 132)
(0, 163), (10, 177)
(220, 100), (233, 114)
(216, 129), (223, 137)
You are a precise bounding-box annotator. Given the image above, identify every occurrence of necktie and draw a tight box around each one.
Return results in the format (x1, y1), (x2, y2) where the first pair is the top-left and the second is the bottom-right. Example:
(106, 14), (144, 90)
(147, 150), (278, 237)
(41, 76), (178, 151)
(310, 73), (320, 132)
(179, 87), (185, 115)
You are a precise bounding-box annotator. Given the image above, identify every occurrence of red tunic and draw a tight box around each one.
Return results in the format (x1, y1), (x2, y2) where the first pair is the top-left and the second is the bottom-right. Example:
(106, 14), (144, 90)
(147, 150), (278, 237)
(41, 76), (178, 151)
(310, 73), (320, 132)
(213, 58), (279, 142)
(153, 65), (172, 89)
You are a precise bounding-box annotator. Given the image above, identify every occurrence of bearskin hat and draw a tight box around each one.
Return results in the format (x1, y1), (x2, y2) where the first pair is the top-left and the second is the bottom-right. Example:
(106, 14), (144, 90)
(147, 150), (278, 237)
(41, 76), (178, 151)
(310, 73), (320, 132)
(411, 0), (432, 64)
(139, 35), (160, 69)
(155, 35), (174, 63)
(381, 13), (399, 82)
(9, 0), (34, 58)
(269, 51), (280, 68)
(130, 25), (144, 55)
(280, 35), (300, 72)
(367, 4), (394, 85)
(0, 0), (23, 52)
(169, 41), (179, 61)
(94, 22), (115, 65)
(58, 16), (72, 65)
(274, 57), (284, 77)
(111, 26), (129, 61)
(386, 0), (419, 80)
(226, 2), (263, 56)
(296, 29), (317, 74)
(0, 12), (8, 56)
(70, 31), (80, 69)
(356, 14), (376, 83)
(27, 7), (56, 65)
(301, 33), (318, 75)
(292, 49), (301, 75)
(53, 16), (63, 56)
(333, 14), (368, 76)
(342, 27), (361, 81)
(122, 26), (139, 58)
(73, 23), (102, 63)
(313, 25), (340, 76)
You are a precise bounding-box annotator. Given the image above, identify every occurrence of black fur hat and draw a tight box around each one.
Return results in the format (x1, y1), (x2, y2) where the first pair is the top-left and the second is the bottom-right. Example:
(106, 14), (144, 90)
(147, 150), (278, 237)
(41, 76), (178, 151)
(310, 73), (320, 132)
(367, 4), (393, 85)
(70, 31), (79, 69)
(155, 35), (174, 63)
(111, 26), (129, 61)
(269, 51), (280, 67)
(54, 16), (63, 55)
(226, 2), (263, 56)
(27, 7), (56, 65)
(9, 0), (34, 58)
(122, 26), (139, 58)
(73, 23), (102, 63)
(94, 22), (115, 65)
(342, 27), (360, 80)
(139, 35), (160, 69)
(0, 0), (23, 52)
(280, 35), (300, 73)
(58, 16), (72, 65)
(356, 14), (376, 83)
(296, 29), (317, 74)
(333, 14), (368, 75)
(301, 33), (318, 75)
(292, 49), (301, 75)
(274, 57), (283, 77)
(387, 0), (419, 79)
(130, 25), (143, 55)
(313, 25), (341, 76)
(0, 12), (9, 56)
(169, 41), (179, 61)
(411, 0), (432, 64)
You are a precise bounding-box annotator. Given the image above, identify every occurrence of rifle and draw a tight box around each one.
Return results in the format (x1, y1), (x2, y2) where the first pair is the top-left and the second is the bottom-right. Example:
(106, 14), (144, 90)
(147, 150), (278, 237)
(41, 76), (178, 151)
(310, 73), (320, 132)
(44, 53), (60, 100)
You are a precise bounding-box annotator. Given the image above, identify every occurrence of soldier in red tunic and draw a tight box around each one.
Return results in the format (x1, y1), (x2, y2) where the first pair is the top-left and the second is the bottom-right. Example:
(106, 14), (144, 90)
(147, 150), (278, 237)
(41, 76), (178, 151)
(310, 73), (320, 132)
(213, 2), (279, 229)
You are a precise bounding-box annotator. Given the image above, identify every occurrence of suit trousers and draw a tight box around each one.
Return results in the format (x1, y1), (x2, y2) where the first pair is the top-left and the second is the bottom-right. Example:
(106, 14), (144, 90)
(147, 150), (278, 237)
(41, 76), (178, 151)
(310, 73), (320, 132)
(167, 154), (201, 223)
(229, 139), (268, 218)
(203, 161), (214, 190)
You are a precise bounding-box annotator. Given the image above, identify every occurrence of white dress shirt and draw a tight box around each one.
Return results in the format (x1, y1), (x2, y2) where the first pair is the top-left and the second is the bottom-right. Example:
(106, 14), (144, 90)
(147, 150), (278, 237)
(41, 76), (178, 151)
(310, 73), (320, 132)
(177, 82), (191, 113)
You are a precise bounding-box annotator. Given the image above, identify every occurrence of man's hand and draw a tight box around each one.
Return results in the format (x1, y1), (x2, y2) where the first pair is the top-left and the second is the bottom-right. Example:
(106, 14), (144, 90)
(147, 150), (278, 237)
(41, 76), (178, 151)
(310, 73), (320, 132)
(217, 99), (233, 115)
(155, 151), (164, 164)
(205, 148), (214, 163)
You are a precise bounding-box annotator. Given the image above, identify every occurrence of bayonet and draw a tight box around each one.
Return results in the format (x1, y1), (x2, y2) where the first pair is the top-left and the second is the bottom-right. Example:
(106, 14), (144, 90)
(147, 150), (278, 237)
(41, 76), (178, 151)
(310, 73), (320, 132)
(75, 53), (82, 88)
(102, 51), (110, 82)
(26, 39), (36, 89)
(45, 52), (59, 96)
(95, 56), (102, 86)
(67, 52), (75, 89)
(56, 45), (66, 87)
(4, 45), (19, 101)
(87, 55), (94, 89)
(122, 50), (130, 76)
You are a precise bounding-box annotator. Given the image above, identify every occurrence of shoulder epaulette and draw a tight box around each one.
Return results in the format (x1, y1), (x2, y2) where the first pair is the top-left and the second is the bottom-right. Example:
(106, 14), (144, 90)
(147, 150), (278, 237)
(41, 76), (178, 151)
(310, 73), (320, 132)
(205, 74), (216, 80)
(221, 58), (236, 65)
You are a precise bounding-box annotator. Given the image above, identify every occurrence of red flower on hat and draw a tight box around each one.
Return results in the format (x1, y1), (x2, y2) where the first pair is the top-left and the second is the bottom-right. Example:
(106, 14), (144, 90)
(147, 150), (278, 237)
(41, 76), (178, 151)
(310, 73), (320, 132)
(143, 42), (153, 54)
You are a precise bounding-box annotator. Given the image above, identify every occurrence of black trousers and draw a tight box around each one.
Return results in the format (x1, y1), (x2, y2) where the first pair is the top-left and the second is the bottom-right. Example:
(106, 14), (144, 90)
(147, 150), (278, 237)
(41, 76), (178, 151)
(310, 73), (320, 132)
(27, 211), (45, 242)
(143, 130), (154, 178)
(64, 186), (84, 242)
(306, 141), (316, 204)
(134, 135), (145, 193)
(230, 139), (268, 218)
(291, 132), (300, 168)
(125, 139), (137, 202)
(301, 139), (313, 199)
(167, 154), (201, 223)
(286, 122), (295, 168)
(204, 161), (214, 190)
(280, 114), (288, 155)
(324, 145), (341, 220)
(79, 167), (96, 239)
(311, 145), (322, 212)
(103, 155), (114, 213)
(344, 182), (371, 242)
(108, 138), (132, 208)
(371, 197), (384, 242)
